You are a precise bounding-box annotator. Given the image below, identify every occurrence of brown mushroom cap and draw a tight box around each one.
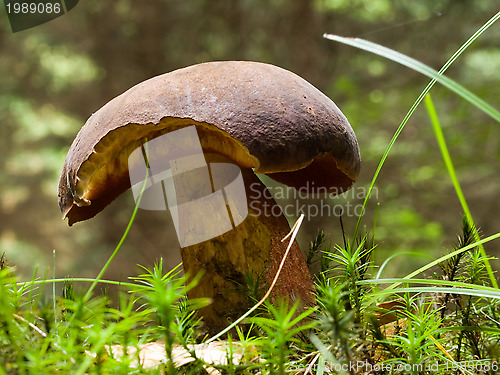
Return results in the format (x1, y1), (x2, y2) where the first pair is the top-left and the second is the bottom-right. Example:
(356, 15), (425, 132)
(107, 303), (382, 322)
(59, 61), (360, 225)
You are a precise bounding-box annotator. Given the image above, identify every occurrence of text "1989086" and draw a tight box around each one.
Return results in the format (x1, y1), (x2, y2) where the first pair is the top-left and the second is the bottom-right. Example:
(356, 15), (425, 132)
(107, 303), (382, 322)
(6, 2), (62, 14)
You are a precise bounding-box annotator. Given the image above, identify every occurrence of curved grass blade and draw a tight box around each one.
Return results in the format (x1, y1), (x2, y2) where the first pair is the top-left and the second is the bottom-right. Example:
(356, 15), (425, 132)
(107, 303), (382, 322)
(370, 286), (500, 301)
(22, 277), (138, 290)
(360, 277), (500, 296)
(370, 231), (500, 293)
(324, 12), (500, 122)
(425, 94), (497, 288)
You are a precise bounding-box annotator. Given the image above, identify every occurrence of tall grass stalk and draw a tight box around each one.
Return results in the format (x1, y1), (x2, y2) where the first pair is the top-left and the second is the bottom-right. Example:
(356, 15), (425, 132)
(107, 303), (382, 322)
(52, 249), (56, 324)
(424, 94), (497, 288)
(83, 199), (142, 300)
(84, 144), (151, 300)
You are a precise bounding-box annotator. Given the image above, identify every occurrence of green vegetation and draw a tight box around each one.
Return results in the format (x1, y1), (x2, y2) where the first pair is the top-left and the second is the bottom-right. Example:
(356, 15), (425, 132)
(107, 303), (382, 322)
(1, 215), (499, 373)
(1, 2), (499, 374)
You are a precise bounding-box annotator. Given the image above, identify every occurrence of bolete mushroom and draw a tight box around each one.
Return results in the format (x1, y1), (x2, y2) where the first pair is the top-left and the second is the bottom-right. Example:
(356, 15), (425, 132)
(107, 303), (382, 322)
(58, 61), (360, 332)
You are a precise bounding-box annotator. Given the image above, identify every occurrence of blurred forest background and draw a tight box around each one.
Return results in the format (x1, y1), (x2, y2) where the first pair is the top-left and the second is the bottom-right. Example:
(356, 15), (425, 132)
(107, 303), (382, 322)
(0, 0), (499, 285)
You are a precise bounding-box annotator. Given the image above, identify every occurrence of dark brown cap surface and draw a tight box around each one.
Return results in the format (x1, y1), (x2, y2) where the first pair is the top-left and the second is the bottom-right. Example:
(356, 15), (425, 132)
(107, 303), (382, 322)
(59, 61), (360, 225)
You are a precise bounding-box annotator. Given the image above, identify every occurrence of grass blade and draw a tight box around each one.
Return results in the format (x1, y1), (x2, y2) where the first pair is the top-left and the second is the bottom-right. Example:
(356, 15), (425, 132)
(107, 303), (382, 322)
(376, 231), (500, 293)
(371, 286), (500, 301)
(361, 277), (500, 295)
(83, 142), (151, 300)
(324, 11), (500, 122)
(425, 94), (497, 288)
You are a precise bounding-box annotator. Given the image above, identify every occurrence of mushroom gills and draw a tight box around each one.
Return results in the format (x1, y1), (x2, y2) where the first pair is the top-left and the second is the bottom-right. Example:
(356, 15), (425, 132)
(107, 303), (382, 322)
(63, 120), (258, 224)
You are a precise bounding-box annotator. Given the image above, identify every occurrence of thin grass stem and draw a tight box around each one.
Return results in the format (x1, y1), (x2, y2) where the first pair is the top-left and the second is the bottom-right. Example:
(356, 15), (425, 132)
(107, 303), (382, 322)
(424, 94), (497, 287)
(84, 141), (151, 300)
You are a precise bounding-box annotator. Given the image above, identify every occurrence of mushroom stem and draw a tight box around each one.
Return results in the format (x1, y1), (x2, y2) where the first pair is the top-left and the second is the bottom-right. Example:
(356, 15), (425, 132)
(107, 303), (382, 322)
(180, 168), (314, 332)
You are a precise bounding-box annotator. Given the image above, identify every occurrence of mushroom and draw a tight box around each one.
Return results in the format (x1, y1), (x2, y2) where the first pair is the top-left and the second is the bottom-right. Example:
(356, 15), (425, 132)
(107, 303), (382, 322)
(58, 61), (360, 332)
